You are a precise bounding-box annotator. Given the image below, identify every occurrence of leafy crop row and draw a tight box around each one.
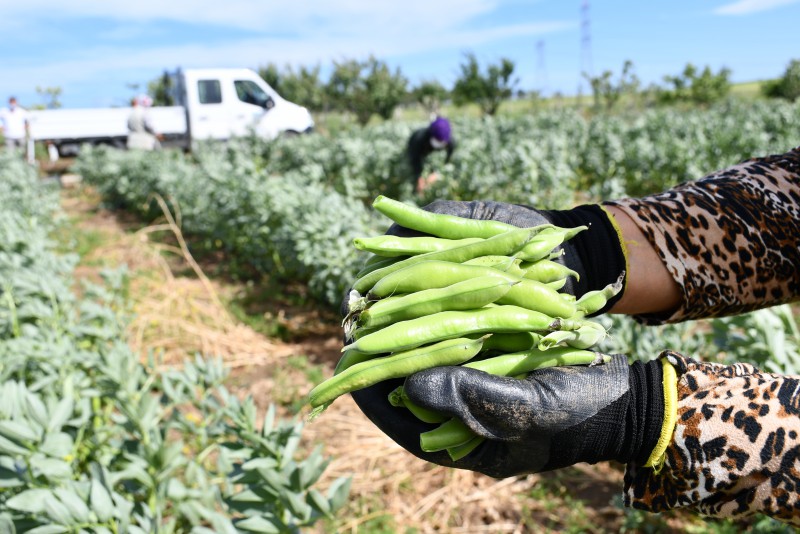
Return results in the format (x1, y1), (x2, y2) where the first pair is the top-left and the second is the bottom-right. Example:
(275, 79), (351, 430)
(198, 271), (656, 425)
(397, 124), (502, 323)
(0, 153), (349, 532)
(75, 99), (800, 310)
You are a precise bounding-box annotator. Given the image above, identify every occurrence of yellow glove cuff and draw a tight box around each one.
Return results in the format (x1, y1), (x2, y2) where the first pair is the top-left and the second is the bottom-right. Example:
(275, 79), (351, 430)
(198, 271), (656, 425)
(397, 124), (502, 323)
(643, 357), (678, 472)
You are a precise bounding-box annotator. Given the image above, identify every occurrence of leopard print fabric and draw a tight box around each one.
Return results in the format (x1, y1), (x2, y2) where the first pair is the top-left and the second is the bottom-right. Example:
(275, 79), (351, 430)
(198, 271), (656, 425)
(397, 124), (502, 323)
(624, 352), (800, 525)
(607, 147), (800, 326)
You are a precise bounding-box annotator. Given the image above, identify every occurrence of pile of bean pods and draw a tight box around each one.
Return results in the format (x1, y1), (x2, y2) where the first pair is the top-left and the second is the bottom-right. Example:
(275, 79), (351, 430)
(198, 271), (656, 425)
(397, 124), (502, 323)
(307, 195), (621, 461)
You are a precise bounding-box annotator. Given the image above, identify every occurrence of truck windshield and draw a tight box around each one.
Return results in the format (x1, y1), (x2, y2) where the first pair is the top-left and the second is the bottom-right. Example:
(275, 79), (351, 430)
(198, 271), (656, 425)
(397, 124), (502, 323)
(235, 80), (271, 108)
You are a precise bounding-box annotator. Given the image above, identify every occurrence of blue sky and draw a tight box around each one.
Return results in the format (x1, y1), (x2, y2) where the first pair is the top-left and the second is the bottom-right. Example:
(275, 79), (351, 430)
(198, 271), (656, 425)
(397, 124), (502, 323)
(2, 0), (799, 109)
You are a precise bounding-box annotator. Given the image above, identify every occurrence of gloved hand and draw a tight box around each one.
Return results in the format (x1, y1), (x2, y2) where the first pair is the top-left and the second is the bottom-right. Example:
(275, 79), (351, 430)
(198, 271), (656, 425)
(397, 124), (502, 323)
(353, 355), (666, 478)
(386, 200), (627, 306)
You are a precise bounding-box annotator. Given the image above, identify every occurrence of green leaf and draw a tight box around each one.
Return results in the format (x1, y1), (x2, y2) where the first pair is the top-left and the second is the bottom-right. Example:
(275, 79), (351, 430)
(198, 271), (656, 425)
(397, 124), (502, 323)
(327, 476), (352, 512)
(53, 488), (90, 524)
(26, 526), (69, 534)
(0, 420), (41, 444)
(46, 398), (74, 433)
(0, 434), (29, 456)
(39, 432), (73, 459)
(43, 493), (74, 525)
(306, 488), (330, 517)
(6, 488), (51, 513)
(235, 515), (283, 534)
(90, 476), (115, 522)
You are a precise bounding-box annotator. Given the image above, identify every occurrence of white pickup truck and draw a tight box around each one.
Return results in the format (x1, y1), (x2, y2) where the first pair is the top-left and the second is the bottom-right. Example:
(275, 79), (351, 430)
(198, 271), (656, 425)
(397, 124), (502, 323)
(27, 67), (315, 157)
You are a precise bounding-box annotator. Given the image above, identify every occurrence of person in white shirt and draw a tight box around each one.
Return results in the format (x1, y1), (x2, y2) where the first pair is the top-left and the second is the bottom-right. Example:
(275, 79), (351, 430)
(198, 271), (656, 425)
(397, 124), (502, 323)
(0, 97), (30, 150)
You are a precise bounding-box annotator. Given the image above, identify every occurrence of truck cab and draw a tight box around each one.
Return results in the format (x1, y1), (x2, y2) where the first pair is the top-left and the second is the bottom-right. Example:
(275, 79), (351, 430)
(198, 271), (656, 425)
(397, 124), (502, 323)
(175, 68), (315, 142)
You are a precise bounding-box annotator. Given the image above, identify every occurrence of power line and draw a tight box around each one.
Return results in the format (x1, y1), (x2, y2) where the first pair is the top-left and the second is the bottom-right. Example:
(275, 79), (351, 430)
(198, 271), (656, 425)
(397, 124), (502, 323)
(536, 40), (548, 96)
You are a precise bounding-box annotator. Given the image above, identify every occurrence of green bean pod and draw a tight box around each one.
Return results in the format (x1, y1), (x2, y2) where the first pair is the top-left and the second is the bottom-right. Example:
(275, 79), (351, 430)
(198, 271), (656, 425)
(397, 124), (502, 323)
(333, 348), (386, 375)
(309, 336), (489, 413)
(516, 226), (587, 262)
(358, 276), (517, 329)
(497, 278), (577, 319)
(388, 385), (448, 424)
(354, 235), (482, 257)
(520, 258), (580, 284)
(463, 255), (525, 276)
(447, 435), (485, 461)
(356, 255), (408, 278)
(352, 227), (539, 294)
(464, 346), (608, 376)
(372, 195), (538, 239)
(479, 332), (541, 353)
(367, 260), (505, 298)
(420, 418), (474, 452)
(343, 305), (579, 355)
(575, 275), (625, 316)
(537, 322), (608, 350)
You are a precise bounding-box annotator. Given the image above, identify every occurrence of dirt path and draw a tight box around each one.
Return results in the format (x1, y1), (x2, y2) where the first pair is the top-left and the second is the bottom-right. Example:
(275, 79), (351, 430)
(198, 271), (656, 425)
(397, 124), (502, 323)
(59, 184), (696, 533)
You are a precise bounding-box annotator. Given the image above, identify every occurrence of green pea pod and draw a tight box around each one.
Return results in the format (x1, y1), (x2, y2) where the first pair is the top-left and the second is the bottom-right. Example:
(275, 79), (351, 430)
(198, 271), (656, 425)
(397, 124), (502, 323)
(308, 336), (489, 414)
(420, 417), (475, 452)
(464, 346), (608, 376)
(520, 258), (580, 284)
(353, 235), (482, 257)
(372, 195), (538, 239)
(358, 276), (517, 329)
(344, 305), (580, 355)
(447, 435), (485, 461)
(352, 227), (539, 294)
(367, 260), (513, 299)
(575, 274), (625, 316)
(388, 385), (448, 424)
(517, 226), (587, 262)
(537, 322), (608, 350)
(497, 277), (577, 319)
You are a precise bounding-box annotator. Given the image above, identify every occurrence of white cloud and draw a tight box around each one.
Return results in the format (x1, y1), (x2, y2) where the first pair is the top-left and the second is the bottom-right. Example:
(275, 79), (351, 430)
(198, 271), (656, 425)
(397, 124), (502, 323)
(714, 0), (800, 15)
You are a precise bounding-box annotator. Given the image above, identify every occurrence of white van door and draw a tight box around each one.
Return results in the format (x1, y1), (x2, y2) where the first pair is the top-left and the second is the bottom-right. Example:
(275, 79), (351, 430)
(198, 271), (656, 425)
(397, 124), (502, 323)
(230, 78), (276, 137)
(188, 77), (231, 140)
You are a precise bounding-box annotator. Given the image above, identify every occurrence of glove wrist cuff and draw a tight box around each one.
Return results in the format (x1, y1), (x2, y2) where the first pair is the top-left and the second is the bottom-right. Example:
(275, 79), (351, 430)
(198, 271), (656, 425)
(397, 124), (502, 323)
(542, 204), (627, 312)
(626, 359), (665, 465)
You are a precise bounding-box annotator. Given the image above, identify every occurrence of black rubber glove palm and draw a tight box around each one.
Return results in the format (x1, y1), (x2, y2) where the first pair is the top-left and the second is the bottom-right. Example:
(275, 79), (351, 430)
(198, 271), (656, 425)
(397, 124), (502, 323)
(353, 355), (664, 478)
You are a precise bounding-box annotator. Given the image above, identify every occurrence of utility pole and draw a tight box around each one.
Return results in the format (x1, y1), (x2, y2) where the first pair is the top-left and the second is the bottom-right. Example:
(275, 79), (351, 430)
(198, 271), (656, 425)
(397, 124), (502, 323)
(536, 39), (548, 97)
(579, 0), (592, 97)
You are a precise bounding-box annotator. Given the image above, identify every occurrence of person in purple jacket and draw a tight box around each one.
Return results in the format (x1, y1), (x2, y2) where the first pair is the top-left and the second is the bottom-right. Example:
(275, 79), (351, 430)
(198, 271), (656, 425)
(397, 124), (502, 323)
(406, 116), (456, 194)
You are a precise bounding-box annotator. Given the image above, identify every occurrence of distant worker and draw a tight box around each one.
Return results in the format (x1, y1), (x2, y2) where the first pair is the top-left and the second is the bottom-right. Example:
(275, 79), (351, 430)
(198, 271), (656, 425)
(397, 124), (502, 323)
(127, 95), (162, 151)
(406, 115), (456, 194)
(0, 96), (30, 154)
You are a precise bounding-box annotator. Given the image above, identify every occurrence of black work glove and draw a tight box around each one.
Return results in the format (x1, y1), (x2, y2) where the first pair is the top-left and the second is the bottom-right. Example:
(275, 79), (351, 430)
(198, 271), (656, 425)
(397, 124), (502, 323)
(348, 199), (635, 477)
(386, 200), (627, 305)
(353, 355), (665, 478)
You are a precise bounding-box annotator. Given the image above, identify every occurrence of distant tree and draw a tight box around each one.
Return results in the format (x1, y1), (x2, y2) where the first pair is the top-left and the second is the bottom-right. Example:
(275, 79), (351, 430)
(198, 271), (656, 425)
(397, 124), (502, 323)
(762, 59), (800, 102)
(33, 86), (62, 110)
(281, 64), (326, 112)
(451, 52), (517, 116)
(656, 63), (731, 105)
(326, 56), (408, 125)
(258, 63), (282, 93)
(583, 60), (640, 111)
(148, 72), (174, 106)
(411, 80), (449, 115)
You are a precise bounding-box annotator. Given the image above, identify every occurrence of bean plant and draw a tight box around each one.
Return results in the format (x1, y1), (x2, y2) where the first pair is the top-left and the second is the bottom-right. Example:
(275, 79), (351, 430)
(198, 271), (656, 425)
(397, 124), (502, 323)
(0, 154), (350, 532)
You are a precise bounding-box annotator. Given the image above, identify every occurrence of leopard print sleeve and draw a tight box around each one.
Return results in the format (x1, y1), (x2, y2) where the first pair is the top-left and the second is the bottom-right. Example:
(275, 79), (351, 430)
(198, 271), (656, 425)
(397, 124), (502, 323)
(624, 351), (800, 525)
(607, 147), (800, 325)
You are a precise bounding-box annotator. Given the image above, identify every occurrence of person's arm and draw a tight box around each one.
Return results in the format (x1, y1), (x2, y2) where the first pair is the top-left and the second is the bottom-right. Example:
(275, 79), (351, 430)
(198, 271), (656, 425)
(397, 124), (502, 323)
(444, 139), (455, 164)
(624, 352), (800, 525)
(605, 147), (800, 324)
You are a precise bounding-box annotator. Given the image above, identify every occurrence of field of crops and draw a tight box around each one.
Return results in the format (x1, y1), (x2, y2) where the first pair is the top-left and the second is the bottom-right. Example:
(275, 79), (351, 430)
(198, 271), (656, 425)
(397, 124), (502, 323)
(3, 97), (800, 532)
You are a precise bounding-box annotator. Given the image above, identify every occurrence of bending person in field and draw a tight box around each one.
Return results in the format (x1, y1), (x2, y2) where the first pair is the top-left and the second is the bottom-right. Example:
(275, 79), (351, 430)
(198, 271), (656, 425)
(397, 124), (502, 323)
(349, 146), (800, 526)
(406, 115), (456, 194)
